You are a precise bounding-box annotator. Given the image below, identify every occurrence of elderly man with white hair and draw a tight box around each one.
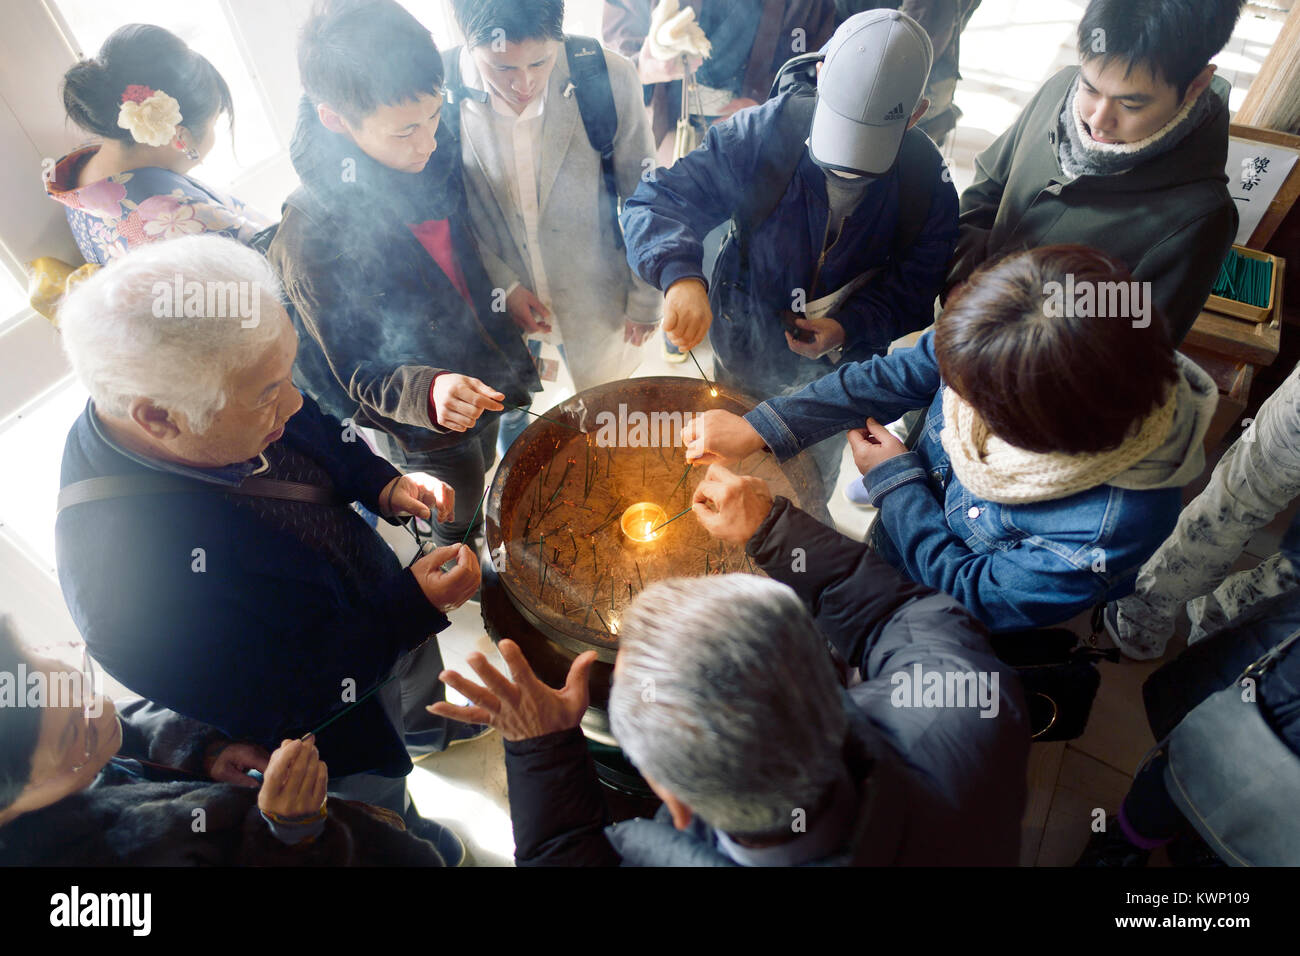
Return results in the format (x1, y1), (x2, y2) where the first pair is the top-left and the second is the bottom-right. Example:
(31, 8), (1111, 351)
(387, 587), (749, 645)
(54, 235), (481, 863)
(434, 468), (1030, 866)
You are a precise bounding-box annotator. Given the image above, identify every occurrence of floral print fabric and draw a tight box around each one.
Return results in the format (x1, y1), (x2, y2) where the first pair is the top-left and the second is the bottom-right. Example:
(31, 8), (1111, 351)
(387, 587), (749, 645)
(45, 146), (270, 265)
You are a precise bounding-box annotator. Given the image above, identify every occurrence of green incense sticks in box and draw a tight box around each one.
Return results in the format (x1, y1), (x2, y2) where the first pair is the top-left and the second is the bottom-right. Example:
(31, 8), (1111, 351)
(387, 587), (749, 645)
(1207, 245), (1278, 324)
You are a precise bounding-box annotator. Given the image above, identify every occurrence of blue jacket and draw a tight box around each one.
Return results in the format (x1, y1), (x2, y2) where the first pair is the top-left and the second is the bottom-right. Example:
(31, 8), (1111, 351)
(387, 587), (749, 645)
(620, 93), (959, 393)
(55, 396), (447, 778)
(745, 331), (1218, 632)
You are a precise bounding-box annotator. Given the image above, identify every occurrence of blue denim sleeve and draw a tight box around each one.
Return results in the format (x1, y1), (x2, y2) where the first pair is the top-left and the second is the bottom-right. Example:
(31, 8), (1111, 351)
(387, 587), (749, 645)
(743, 330), (943, 460)
(862, 452), (928, 505)
(871, 478), (1114, 632)
(834, 172), (960, 353)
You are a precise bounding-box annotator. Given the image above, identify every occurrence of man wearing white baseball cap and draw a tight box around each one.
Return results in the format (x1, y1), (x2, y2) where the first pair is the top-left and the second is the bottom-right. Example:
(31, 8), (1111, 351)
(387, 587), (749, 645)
(622, 9), (957, 494)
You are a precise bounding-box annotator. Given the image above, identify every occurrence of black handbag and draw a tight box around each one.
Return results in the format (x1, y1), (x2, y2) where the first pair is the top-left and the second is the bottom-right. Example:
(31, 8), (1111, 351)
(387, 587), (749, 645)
(989, 627), (1118, 742)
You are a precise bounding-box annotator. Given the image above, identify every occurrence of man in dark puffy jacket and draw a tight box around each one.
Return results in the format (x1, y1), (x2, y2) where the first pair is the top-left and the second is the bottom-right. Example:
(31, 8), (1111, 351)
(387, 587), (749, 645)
(620, 9), (958, 492)
(433, 467), (1029, 866)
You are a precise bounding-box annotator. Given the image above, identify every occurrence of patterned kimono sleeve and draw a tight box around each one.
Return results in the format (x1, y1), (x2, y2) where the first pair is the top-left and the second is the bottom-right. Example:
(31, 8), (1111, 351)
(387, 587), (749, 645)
(121, 168), (272, 247)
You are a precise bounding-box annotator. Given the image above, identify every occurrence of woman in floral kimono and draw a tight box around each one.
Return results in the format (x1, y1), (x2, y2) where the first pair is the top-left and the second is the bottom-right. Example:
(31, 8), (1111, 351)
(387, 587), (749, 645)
(45, 24), (269, 265)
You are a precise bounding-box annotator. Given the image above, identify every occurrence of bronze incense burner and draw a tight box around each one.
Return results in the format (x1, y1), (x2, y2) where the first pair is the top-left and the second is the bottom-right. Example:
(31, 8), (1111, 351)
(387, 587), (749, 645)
(480, 376), (828, 743)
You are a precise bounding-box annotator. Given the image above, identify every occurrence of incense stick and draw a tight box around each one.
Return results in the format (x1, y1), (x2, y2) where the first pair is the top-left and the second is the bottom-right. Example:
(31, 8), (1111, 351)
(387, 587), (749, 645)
(304, 672), (399, 738)
(688, 350), (715, 390)
(668, 461), (693, 499)
(651, 505), (693, 533)
(460, 483), (492, 545)
(511, 404), (585, 432)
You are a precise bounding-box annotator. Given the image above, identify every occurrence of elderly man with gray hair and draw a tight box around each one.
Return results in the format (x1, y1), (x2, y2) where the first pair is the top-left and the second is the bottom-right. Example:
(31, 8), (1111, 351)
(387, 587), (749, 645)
(435, 466), (1030, 865)
(53, 235), (483, 863)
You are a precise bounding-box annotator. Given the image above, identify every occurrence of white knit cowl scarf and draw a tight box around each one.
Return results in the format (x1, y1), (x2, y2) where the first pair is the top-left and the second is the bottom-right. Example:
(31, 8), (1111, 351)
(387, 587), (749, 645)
(939, 385), (1179, 505)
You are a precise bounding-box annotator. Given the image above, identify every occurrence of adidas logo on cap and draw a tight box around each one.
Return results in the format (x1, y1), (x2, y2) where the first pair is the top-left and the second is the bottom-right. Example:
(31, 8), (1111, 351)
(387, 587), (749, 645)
(883, 102), (908, 121)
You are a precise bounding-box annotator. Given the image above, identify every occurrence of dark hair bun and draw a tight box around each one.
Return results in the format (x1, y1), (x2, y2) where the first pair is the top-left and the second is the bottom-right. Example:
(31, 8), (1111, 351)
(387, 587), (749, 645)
(61, 23), (234, 143)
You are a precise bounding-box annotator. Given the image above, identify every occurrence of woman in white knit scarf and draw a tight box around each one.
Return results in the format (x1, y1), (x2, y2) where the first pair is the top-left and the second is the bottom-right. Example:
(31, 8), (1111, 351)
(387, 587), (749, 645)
(682, 245), (1219, 633)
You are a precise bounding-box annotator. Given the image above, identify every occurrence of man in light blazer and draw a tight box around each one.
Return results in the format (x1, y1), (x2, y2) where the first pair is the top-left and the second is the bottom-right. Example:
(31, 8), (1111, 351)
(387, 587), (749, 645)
(448, 0), (661, 456)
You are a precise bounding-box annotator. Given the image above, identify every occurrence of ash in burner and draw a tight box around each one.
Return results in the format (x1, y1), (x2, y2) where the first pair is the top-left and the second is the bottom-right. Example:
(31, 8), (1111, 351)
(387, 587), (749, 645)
(502, 435), (791, 643)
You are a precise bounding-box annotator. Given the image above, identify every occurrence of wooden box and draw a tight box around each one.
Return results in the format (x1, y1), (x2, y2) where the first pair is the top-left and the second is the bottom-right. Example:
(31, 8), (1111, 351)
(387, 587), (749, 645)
(1204, 245), (1281, 324)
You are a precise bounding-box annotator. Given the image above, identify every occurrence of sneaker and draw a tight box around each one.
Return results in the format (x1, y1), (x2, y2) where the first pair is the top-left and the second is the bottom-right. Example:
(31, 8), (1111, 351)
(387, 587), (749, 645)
(1074, 818), (1151, 867)
(1098, 601), (1160, 661)
(843, 476), (873, 507)
(662, 335), (688, 364)
(405, 814), (469, 866)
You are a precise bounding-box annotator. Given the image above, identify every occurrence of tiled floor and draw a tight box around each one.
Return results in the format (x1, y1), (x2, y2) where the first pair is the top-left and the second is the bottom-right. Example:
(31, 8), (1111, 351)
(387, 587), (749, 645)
(361, 0), (1296, 867)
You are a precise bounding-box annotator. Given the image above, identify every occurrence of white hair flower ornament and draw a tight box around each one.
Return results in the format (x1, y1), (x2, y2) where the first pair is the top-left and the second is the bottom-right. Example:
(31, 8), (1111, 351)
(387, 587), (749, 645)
(117, 85), (183, 148)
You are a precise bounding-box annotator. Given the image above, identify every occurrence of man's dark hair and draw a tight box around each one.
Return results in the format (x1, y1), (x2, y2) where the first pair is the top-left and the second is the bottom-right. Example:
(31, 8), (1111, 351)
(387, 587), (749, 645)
(451, 0), (565, 49)
(63, 23), (235, 143)
(1077, 0), (1246, 98)
(0, 617), (42, 814)
(935, 245), (1179, 455)
(298, 0), (445, 124)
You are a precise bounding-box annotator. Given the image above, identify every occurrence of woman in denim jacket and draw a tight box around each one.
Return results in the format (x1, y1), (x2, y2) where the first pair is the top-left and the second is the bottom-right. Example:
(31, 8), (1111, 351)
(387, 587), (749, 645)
(683, 245), (1219, 632)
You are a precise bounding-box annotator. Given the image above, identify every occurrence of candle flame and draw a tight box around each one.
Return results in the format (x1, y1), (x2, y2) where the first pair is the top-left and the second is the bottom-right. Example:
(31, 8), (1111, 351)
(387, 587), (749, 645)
(622, 502), (667, 543)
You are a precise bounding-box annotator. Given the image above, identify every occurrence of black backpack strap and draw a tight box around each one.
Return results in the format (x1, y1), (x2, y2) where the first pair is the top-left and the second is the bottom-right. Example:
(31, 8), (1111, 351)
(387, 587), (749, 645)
(440, 45), (488, 107)
(730, 87), (816, 294)
(564, 35), (624, 251)
(58, 473), (344, 514)
(439, 44), (486, 144)
(890, 127), (944, 259)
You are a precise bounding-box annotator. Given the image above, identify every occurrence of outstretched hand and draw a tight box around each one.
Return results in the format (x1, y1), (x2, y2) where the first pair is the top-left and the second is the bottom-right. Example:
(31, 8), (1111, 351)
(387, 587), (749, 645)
(428, 639), (596, 742)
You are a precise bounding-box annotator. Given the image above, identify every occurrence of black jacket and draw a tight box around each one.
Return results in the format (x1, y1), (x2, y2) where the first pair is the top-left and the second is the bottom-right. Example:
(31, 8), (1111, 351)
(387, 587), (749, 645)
(0, 701), (444, 866)
(503, 497), (1030, 865)
(269, 97), (540, 454)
